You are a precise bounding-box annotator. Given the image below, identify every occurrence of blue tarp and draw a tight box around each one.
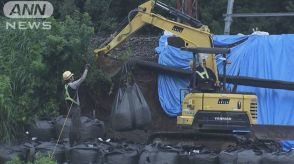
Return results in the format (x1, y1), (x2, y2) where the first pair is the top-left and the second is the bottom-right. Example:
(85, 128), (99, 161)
(156, 34), (294, 150)
(156, 35), (192, 116)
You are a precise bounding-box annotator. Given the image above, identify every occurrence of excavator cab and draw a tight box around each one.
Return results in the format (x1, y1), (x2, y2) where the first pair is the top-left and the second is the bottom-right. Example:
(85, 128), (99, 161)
(184, 47), (229, 93)
(189, 54), (217, 93)
(177, 47), (257, 132)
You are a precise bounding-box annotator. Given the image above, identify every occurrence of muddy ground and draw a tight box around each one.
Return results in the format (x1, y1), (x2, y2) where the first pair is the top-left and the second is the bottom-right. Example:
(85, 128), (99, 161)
(91, 35), (178, 143)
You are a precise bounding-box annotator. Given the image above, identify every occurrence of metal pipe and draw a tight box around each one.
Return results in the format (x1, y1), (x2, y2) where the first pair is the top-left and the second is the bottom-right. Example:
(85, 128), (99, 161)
(224, 0), (234, 35)
(224, 12), (294, 17)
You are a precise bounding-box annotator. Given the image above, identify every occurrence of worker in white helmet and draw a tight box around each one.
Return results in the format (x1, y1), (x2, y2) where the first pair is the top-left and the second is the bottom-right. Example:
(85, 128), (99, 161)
(62, 64), (90, 146)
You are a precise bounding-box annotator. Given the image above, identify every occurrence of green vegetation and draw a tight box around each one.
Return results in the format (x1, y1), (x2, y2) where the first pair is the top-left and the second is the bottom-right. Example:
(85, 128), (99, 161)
(34, 153), (56, 164)
(6, 155), (23, 164)
(0, 12), (110, 143)
(6, 154), (56, 164)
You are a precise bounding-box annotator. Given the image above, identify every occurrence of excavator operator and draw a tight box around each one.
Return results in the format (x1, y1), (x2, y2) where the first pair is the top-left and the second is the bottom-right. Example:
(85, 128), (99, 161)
(189, 57), (217, 92)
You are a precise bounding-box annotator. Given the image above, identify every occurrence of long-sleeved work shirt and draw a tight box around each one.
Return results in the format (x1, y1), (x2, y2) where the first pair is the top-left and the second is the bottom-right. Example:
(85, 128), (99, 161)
(67, 68), (88, 105)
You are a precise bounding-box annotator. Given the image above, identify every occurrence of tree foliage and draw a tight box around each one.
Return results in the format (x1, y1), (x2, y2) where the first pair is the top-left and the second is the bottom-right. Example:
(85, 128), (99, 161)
(198, 0), (294, 34)
(0, 12), (110, 143)
(1, 0), (294, 33)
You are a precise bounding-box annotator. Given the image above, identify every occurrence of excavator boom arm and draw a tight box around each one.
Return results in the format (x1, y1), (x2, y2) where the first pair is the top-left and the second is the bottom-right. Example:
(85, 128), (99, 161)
(94, 0), (212, 55)
(94, 1), (153, 56)
(94, 0), (218, 78)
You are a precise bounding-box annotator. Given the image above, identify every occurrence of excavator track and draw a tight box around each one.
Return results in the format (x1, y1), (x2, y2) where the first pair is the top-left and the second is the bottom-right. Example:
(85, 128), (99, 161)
(147, 129), (283, 152)
(148, 130), (247, 151)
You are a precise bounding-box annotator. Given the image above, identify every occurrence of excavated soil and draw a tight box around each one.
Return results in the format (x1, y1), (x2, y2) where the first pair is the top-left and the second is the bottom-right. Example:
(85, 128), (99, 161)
(91, 35), (178, 143)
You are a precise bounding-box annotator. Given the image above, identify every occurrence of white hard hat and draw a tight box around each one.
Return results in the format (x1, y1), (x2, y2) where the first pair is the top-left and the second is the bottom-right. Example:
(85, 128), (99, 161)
(63, 71), (74, 81)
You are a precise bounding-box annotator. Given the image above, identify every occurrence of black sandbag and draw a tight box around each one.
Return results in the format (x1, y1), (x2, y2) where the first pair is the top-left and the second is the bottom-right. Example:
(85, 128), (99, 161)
(139, 144), (179, 164)
(237, 149), (262, 164)
(111, 83), (151, 131)
(219, 149), (263, 164)
(69, 143), (99, 164)
(96, 140), (121, 163)
(28, 119), (55, 141)
(219, 150), (238, 164)
(132, 83), (152, 129)
(95, 140), (141, 164)
(261, 151), (294, 164)
(55, 116), (105, 141)
(0, 144), (27, 163)
(111, 87), (133, 131)
(34, 141), (66, 163)
(54, 116), (71, 140)
(103, 148), (139, 164)
(80, 116), (105, 141)
(179, 151), (218, 164)
(23, 142), (39, 162)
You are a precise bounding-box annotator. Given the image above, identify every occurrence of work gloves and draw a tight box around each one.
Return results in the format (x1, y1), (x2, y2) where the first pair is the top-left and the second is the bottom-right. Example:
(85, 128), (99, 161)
(85, 64), (91, 70)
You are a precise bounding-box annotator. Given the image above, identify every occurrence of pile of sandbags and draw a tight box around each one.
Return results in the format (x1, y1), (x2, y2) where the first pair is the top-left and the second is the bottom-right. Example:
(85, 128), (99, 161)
(28, 119), (55, 141)
(54, 116), (105, 141)
(33, 141), (66, 163)
(218, 149), (294, 164)
(3, 140), (294, 164)
(219, 149), (263, 164)
(69, 143), (101, 164)
(139, 144), (180, 164)
(98, 141), (140, 164)
(28, 115), (105, 142)
(261, 151), (294, 164)
(179, 146), (218, 164)
(29, 140), (141, 164)
(5, 115), (294, 164)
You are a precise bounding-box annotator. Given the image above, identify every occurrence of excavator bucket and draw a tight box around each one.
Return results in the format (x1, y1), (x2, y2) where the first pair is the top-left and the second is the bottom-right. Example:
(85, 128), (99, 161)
(97, 54), (125, 78)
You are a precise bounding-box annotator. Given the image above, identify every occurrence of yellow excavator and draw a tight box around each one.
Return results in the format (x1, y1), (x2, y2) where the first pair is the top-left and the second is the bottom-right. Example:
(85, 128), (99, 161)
(94, 0), (294, 142)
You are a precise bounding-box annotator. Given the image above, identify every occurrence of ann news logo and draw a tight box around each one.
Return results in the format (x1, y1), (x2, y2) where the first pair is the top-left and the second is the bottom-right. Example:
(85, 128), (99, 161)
(3, 1), (53, 30)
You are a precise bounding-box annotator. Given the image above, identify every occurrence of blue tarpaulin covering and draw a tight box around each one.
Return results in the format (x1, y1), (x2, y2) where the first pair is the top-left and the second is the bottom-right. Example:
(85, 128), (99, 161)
(156, 34), (294, 150)
(156, 35), (192, 117)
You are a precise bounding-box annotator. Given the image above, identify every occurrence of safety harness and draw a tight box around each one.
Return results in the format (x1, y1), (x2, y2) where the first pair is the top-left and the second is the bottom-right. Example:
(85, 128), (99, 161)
(64, 84), (78, 105)
(196, 67), (209, 79)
